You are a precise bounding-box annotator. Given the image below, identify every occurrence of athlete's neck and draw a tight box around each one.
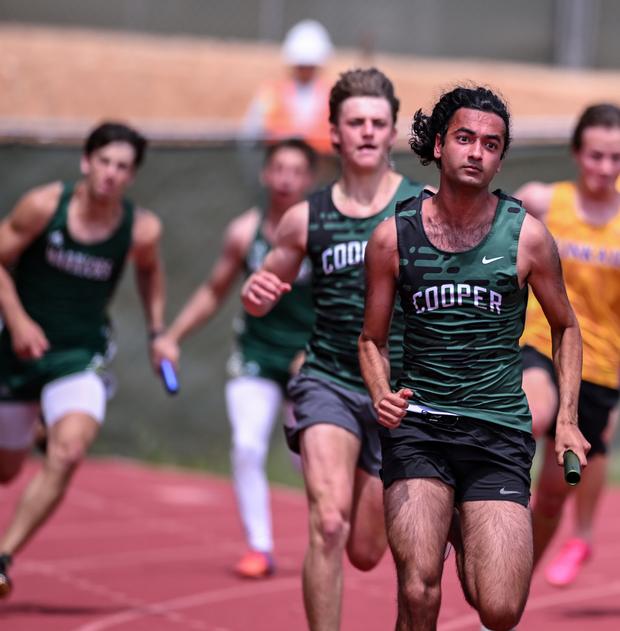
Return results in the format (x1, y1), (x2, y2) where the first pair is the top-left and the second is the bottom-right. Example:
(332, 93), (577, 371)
(68, 181), (125, 243)
(431, 184), (496, 228)
(575, 178), (620, 225)
(334, 168), (402, 218)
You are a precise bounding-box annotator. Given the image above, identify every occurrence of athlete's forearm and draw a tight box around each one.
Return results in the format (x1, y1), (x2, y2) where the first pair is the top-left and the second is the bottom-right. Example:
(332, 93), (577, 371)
(135, 262), (165, 337)
(551, 321), (582, 426)
(166, 284), (221, 344)
(358, 333), (392, 406)
(0, 264), (29, 331)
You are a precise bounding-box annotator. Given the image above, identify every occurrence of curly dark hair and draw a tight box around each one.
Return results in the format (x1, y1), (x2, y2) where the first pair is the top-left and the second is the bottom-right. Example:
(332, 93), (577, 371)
(328, 67), (399, 126)
(571, 103), (620, 151)
(410, 86), (511, 168)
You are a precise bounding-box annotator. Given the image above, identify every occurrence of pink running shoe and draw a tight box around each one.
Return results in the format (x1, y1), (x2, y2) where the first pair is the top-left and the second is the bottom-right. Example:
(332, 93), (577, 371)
(545, 538), (591, 587)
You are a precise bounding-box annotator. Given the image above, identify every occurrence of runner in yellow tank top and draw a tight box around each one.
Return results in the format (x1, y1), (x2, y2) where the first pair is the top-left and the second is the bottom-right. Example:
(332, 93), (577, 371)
(515, 103), (620, 588)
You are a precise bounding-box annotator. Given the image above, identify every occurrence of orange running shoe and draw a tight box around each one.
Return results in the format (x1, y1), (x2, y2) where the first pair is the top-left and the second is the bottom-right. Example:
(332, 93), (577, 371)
(234, 550), (275, 579)
(545, 538), (591, 587)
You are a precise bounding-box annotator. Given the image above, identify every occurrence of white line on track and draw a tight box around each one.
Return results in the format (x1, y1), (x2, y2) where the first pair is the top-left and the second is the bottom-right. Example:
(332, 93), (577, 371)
(71, 577), (301, 631)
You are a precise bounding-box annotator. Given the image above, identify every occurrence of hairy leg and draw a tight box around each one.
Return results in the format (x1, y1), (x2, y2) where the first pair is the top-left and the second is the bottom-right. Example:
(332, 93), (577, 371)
(457, 500), (532, 631)
(385, 478), (453, 631)
(300, 423), (360, 631)
(0, 412), (99, 555)
(531, 439), (571, 566)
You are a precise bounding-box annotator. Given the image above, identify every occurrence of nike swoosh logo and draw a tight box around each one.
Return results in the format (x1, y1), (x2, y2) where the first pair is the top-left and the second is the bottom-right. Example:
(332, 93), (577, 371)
(482, 256), (504, 264)
(499, 487), (520, 495)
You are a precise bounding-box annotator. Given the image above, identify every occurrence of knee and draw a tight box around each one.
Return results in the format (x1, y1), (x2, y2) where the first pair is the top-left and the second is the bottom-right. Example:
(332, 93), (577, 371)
(47, 438), (88, 473)
(231, 439), (265, 468)
(310, 509), (350, 555)
(347, 535), (385, 571)
(398, 572), (442, 611)
(479, 601), (523, 631)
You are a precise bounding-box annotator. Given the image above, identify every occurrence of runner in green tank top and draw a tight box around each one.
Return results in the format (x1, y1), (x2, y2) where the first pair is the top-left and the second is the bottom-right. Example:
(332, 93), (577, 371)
(241, 68), (429, 631)
(359, 86), (590, 631)
(0, 122), (165, 598)
(153, 139), (317, 579)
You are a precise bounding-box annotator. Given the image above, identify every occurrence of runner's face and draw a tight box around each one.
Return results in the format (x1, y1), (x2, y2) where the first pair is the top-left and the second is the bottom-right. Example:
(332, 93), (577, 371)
(435, 108), (505, 190)
(574, 126), (620, 196)
(262, 147), (314, 207)
(331, 96), (396, 171)
(81, 141), (137, 200)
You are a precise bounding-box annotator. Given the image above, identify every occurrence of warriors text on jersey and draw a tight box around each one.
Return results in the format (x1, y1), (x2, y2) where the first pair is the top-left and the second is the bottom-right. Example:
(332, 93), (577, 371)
(302, 177), (425, 392)
(0, 182), (133, 399)
(521, 182), (620, 389)
(396, 190), (532, 432)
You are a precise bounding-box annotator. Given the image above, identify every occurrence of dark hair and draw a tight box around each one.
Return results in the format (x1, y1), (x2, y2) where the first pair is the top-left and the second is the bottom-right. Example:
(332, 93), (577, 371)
(410, 86), (511, 168)
(83, 122), (148, 168)
(328, 67), (400, 126)
(571, 103), (620, 151)
(264, 137), (318, 172)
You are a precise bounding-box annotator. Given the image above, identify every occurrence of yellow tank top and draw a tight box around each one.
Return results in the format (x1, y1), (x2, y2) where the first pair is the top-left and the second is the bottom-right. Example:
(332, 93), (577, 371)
(521, 182), (620, 388)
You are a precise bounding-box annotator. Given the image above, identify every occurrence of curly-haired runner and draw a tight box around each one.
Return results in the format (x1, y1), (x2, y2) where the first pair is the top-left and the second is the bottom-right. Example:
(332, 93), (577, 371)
(359, 86), (589, 631)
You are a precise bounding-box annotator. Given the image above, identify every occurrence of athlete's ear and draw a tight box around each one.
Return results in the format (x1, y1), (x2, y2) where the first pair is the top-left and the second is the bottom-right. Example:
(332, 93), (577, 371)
(329, 122), (341, 153)
(433, 133), (442, 160)
(80, 154), (91, 176)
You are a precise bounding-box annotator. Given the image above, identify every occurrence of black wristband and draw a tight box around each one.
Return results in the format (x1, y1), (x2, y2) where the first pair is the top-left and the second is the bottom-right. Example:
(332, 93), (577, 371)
(148, 330), (162, 341)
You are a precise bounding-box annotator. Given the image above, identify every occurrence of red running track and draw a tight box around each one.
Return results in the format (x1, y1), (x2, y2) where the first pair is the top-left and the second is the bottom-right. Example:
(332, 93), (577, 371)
(1, 458), (620, 630)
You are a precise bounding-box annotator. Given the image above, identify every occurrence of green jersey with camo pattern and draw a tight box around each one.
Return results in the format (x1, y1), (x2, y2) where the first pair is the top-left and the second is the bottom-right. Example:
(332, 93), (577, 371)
(395, 189), (532, 432)
(230, 220), (314, 385)
(0, 182), (133, 400)
(302, 177), (425, 392)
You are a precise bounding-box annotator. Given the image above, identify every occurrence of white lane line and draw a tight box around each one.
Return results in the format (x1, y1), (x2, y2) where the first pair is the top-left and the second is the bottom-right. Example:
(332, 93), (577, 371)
(71, 578), (301, 631)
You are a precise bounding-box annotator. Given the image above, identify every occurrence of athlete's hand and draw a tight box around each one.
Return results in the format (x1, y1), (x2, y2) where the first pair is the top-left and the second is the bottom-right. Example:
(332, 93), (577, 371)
(375, 388), (412, 429)
(555, 420), (590, 468)
(151, 333), (180, 373)
(241, 270), (291, 317)
(10, 314), (50, 360)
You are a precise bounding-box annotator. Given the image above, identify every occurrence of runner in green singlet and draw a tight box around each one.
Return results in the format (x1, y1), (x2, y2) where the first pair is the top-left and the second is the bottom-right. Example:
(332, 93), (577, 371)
(153, 138), (317, 579)
(359, 86), (590, 631)
(241, 68), (427, 631)
(0, 122), (165, 598)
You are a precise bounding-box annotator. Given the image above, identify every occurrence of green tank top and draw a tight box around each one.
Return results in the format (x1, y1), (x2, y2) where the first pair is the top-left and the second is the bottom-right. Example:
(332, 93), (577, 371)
(303, 177), (425, 392)
(396, 189), (531, 432)
(11, 182), (134, 352)
(237, 221), (315, 361)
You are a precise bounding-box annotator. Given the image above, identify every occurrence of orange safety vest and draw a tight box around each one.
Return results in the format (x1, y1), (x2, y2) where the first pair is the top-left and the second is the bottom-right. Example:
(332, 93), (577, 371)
(260, 78), (332, 154)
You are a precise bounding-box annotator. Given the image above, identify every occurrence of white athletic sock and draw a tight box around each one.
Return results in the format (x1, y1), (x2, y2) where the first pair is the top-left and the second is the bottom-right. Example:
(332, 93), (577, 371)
(226, 376), (282, 552)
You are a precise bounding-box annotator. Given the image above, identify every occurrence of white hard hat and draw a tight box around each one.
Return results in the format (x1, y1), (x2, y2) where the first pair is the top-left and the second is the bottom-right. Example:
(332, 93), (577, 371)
(282, 19), (333, 66)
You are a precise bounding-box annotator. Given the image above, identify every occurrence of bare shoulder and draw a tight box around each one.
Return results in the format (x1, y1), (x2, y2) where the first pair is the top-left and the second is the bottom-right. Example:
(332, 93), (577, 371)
(224, 206), (261, 254)
(518, 212), (557, 281)
(275, 200), (309, 249)
(8, 181), (63, 232)
(369, 215), (397, 250)
(132, 207), (162, 248)
(513, 181), (553, 220)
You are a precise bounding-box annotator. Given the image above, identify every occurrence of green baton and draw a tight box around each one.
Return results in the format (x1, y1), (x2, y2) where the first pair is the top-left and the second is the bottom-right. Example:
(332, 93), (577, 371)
(563, 450), (581, 486)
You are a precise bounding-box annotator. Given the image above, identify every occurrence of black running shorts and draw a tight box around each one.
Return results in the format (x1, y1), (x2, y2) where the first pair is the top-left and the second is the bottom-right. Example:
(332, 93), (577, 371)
(379, 409), (536, 507)
(522, 345), (619, 456)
